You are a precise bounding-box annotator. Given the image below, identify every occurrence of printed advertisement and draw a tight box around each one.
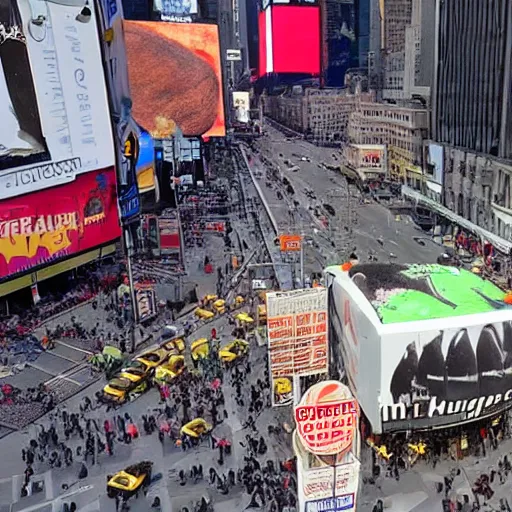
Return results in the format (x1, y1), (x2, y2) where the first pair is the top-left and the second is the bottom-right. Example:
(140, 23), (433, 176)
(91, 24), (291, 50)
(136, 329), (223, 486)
(125, 21), (226, 138)
(0, 168), (121, 280)
(299, 455), (360, 506)
(158, 214), (181, 252)
(0, 0), (115, 200)
(233, 91), (250, 123)
(135, 283), (157, 322)
(381, 321), (512, 431)
(295, 381), (359, 457)
(294, 380), (360, 511)
(267, 288), (328, 382)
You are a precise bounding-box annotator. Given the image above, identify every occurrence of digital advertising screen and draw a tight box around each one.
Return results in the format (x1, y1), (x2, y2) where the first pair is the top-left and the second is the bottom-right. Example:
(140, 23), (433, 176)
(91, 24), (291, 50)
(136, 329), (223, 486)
(125, 21), (226, 138)
(258, 5), (320, 76)
(271, 5), (320, 74)
(0, 168), (121, 280)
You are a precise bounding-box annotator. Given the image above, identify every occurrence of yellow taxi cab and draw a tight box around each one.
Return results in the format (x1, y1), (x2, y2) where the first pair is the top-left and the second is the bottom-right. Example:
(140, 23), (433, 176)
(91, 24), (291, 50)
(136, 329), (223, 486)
(106, 461), (153, 499)
(257, 304), (267, 324)
(180, 418), (212, 439)
(191, 338), (209, 360)
(154, 355), (186, 384)
(235, 312), (254, 324)
(194, 307), (215, 320)
(160, 337), (185, 354)
(219, 339), (249, 363)
(212, 299), (226, 314)
(102, 367), (150, 404)
(135, 348), (168, 369)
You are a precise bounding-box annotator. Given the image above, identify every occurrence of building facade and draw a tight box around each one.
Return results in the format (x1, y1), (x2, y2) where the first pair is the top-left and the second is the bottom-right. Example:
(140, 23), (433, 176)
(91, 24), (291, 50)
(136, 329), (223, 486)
(432, 0), (512, 160)
(262, 87), (375, 142)
(347, 101), (428, 187)
(321, 0), (358, 87)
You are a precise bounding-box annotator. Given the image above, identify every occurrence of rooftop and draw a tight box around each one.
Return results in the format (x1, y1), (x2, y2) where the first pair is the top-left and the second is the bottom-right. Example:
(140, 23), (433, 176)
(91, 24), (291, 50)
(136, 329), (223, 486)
(346, 263), (507, 324)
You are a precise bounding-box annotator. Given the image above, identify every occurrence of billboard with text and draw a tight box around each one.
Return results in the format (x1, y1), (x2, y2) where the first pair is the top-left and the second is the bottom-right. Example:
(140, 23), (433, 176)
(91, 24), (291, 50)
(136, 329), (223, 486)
(125, 21), (225, 138)
(0, 0), (115, 200)
(0, 168), (121, 280)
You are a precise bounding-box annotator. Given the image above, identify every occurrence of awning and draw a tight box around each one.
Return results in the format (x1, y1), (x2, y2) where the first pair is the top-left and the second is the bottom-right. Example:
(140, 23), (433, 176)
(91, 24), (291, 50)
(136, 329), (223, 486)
(402, 185), (512, 254)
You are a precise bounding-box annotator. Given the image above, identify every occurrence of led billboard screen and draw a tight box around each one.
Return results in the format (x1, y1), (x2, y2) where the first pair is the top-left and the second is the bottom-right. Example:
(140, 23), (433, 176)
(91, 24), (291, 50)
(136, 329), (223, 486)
(272, 5), (320, 74)
(125, 21), (225, 138)
(258, 5), (320, 76)
(258, 10), (267, 77)
(0, 168), (121, 281)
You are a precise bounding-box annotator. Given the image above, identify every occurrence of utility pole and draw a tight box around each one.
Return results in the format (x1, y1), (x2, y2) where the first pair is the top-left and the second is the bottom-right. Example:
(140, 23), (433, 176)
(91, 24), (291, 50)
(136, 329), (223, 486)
(124, 227), (139, 353)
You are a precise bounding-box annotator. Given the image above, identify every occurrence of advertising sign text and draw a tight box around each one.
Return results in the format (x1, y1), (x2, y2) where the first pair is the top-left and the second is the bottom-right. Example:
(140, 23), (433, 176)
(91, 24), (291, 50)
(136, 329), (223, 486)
(360, 149), (383, 168)
(279, 234), (302, 252)
(381, 321), (512, 431)
(0, 168), (121, 280)
(267, 288), (328, 377)
(295, 381), (359, 456)
(0, 0), (115, 200)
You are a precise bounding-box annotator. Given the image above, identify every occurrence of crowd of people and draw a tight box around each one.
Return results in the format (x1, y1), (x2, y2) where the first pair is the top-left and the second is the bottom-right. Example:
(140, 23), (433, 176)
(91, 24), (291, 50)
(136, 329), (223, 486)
(15, 311), (298, 512)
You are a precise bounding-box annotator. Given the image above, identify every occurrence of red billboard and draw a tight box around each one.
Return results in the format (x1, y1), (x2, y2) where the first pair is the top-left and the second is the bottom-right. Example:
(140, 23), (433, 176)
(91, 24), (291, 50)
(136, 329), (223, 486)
(258, 5), (320, 76)
(258, 10), (267, 77)
(0, 168), (121, 280)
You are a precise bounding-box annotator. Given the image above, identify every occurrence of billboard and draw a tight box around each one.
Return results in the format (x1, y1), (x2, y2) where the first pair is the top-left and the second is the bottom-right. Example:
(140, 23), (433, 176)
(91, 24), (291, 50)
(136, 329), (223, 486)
(136, 129), (156, 194)
(428, 143), (444, 185)
(267, 288), (328, 405)
(233, 92), (250, 124)
(359, 147), (384, 168)
(325, 263), (512, 432)
(381, 320), (512, 431)
(158, 213), (181, 252)
(279, 234), (302, 252)
(259, 5), (320, 76)
(0, 0), (115, 201)
(125, 21), (225, 138)
(0, 168), (121, 281)
(135, 282), (157, 322)
(258, 10), (267, 77)
(153, 0), (198, 20)
(294, 381), (360, 511)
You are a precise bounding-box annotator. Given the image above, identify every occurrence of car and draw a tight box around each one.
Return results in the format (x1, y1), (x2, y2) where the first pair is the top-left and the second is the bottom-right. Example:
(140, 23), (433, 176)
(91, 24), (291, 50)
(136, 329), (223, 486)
(160, 337), (186, 355)
(135, 348), (168, 369)
(102, 371), (150, 404)
(154, 355), (186, 384)
(194, 307), (215, 320)
(191, 338), (209, 361)
(107, 461), (153, 500)
(219, 339), (249, 363)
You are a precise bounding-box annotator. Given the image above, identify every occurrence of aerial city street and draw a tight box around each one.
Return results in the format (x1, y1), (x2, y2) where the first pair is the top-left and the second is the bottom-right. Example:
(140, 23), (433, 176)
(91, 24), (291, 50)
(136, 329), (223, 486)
(0, 0), (511, 511)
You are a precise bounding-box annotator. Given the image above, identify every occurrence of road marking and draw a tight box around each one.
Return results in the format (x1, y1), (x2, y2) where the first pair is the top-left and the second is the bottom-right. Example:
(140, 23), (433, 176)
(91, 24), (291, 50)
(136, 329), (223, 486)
(55, 340), (93, 355)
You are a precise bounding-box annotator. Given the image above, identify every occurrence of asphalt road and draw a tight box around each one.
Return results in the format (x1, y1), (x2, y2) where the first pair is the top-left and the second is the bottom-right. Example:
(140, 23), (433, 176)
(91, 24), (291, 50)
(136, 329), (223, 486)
(246, 123), (443, 276)
(0, 309), (293, 512)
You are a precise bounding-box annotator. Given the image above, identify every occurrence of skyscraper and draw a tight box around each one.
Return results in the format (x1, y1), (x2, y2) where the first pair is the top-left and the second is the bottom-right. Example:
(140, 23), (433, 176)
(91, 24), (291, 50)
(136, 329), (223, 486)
(322, 0), (358, 87)
(433, 0), (512, 159)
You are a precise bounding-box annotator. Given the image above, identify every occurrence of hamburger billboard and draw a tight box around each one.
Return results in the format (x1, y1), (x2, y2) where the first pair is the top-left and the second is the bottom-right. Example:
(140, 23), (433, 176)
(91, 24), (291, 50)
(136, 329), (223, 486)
(294, 381), (360, 511)
(325, 263), (512, 433)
